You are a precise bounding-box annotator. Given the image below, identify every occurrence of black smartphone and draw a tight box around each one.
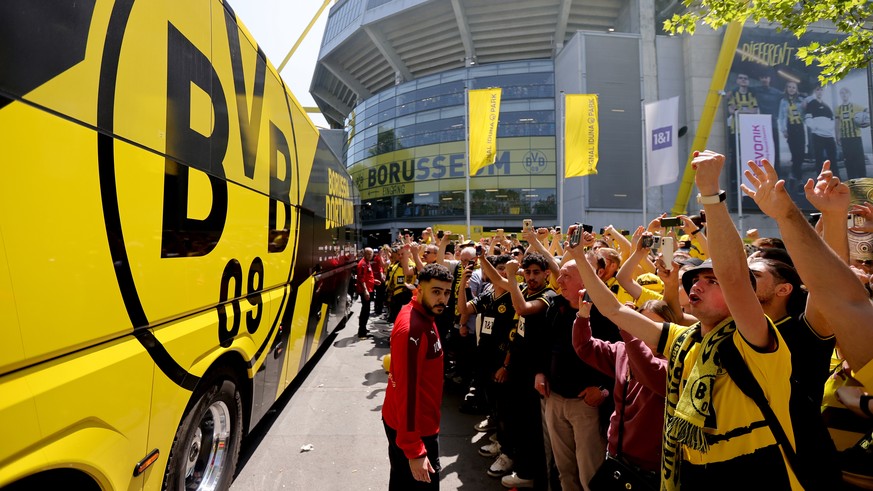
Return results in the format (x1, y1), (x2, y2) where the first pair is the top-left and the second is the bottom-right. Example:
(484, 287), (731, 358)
(447, 234), (460, 241)
(437, 230), (444, 239)
(660, 217), (682, 227)
(569, 224), (582, 247)
(699, 210), (706, 224)
(640, 235), (654, 248)
(582, 224), (593, 233)
(475, 245), (483, 256)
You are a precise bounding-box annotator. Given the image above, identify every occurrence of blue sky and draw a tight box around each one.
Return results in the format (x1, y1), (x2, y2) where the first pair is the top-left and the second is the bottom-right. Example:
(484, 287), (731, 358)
(229, 0), (330, 128)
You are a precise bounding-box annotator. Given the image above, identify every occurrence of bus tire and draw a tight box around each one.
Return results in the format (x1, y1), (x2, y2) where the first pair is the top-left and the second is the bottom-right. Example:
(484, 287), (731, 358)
(163, 376), (243, 491)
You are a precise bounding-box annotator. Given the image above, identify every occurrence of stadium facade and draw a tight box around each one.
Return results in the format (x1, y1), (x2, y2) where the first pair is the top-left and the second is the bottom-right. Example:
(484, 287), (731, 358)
(309, 0), (863, 243)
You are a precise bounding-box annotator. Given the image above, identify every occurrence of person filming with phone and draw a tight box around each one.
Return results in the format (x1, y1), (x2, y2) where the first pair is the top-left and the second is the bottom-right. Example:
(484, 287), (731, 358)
(564, 150), (802, 490)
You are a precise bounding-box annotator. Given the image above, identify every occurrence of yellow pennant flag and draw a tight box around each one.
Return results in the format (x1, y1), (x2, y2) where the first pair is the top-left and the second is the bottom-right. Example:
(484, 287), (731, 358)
(565, 94), (599, 177)
(468, 87), (502, 176)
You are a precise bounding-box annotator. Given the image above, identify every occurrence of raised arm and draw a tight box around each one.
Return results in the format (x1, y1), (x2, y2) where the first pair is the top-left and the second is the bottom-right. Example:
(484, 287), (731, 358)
(605, 225), (633, 264)
(564, 231), (664, 349)
(436, 232), (453, 268)
(742, 158), (873, 369)
(524, 228), (561, 278)
(805, 161), (850, 263)
(479, 252), (511, 290)
(410, 242), (425, 273)
(615, 234), (652, 301)
(694, 150), (770, 348)
(456, 265), (476, 315)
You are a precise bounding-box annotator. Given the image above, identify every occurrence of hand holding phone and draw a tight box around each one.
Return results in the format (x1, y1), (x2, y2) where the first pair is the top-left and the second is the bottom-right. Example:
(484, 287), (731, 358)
(660, 236), (675, 270)
(523, 219), (533, 232)
(660, 217), (682, 228)
(569, 223), (582, 247)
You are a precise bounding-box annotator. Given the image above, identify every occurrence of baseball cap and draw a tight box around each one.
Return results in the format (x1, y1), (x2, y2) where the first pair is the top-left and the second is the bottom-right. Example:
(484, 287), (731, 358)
(681, 259), (756, 294)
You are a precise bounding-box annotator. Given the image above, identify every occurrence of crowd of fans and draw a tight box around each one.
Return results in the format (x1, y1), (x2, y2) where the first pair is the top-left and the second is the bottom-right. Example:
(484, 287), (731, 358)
(359, 150), (873, 490)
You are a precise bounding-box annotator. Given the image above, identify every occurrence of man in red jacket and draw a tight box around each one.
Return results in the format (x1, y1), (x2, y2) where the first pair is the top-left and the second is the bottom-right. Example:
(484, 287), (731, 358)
(382, 263), (453, 490)
(357, 248), (377, 338)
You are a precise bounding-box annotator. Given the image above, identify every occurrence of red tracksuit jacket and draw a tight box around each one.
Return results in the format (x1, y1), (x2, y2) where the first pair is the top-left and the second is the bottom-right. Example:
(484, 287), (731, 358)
(382, 300), (443, 459)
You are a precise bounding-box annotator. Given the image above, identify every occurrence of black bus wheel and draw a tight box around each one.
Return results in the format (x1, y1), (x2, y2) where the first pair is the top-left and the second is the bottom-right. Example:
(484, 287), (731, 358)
(163, 377), (243, 491)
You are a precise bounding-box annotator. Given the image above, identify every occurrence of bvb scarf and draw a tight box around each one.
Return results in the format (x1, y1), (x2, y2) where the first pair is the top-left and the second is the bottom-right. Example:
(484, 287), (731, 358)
(662, 319), (736, 491)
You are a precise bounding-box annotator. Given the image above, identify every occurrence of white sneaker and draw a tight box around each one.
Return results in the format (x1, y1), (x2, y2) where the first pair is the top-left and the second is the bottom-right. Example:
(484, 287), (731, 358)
(474, 415), (495, 432)
(487, 453), (513, 477)
(501, 472), (534, 488)
(478, 441), (501, 457)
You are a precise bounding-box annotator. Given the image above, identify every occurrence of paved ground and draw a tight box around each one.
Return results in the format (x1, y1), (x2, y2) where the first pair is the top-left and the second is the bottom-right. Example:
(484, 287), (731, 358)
(231, 300), (507, 491)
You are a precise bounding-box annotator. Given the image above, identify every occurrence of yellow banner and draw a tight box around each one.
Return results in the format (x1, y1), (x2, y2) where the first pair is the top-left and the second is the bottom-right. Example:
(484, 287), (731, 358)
(468, 88), (502, 176)
(565, 94), (599, 177)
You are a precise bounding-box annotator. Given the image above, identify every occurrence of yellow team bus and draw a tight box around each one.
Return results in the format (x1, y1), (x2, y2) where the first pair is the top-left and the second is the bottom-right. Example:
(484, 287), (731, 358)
(0, 1), (360, 489)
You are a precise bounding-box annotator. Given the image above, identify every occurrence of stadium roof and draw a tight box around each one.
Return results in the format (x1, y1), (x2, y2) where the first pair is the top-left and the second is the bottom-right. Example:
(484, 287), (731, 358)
(310, 0), (673, 127)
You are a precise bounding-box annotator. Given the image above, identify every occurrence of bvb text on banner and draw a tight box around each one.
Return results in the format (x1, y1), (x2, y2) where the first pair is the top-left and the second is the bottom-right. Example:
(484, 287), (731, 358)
(468, 88), (502, 176)
(565, 94), (599, 177)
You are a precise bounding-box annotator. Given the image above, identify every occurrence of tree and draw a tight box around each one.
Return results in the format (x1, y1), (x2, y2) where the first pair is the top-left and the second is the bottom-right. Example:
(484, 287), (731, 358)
(664, 1), (873, 84)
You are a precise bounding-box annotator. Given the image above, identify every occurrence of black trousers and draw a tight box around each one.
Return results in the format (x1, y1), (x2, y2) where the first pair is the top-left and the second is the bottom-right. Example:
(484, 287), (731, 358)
(384, 420), (440, 491)
(842, 136), (866, 179)
(358, 292), (372, 336)
(786, 124), (806, 179)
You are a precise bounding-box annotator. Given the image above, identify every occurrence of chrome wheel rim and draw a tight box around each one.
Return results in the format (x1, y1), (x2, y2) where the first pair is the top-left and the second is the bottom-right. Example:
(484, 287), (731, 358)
(184, 399), (232, 491)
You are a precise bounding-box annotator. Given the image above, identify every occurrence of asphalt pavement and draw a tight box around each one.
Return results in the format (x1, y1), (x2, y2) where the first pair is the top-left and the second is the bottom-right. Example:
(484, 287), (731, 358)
(231, 299), (507, 491)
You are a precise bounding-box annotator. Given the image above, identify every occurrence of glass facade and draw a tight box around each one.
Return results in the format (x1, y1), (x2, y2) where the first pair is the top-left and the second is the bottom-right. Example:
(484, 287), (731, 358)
(345, 60), (557, 223)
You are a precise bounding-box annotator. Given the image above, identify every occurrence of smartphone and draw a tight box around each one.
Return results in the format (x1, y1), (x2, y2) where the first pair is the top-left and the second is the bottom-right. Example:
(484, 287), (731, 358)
(651, 235), (663, 250)
(699, 210), (706, 224)
(437, 230), (444, 239)
(475, 245), (484, 256)
(555, 226), (561, 233)
(599, 227), (607, 235)
(447, 234), (460, 241)
(510, 233), (517, 239)
(849, 214), (866, 228)
(661, 236), (675, 270)
(660, 217), (682, 227)
(523, 219), (533, 232)
(581, 224), (593, 234)
(569, 223), (582, 247)
(640, 235), (654, 248)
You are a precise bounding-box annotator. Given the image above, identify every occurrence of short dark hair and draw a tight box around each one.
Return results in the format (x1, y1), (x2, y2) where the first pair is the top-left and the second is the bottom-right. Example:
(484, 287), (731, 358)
(521, 252), (549, 271)
(491, 254), (512, 267)
(418, 263), (453, 284)
(752, 237), (785, 250)
(749, 258), (806, 315)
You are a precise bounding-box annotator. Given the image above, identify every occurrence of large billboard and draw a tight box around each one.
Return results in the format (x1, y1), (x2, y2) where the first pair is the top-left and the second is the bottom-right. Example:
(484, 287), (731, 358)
(725, 27), (872, 210)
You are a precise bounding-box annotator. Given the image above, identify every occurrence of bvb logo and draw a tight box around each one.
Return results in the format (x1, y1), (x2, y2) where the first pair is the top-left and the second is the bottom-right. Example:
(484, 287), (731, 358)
(523, 151), (547, 174)
(497, 304), (507, 314)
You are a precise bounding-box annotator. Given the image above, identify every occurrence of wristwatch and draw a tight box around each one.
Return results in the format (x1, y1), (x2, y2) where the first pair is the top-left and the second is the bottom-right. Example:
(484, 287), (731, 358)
(697, 190), (727, 205)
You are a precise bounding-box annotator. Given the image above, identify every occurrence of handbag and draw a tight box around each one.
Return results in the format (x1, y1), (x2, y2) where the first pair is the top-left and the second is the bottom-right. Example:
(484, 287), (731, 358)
(589, 368), (658, 491)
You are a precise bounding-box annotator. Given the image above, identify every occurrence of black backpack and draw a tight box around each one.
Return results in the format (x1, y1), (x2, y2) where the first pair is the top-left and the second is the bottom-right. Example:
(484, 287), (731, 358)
(719, 339), (841, 490)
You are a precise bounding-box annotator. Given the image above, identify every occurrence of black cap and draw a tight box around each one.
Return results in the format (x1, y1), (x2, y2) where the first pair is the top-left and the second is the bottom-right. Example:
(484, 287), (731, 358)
(681, 258), (757, 294)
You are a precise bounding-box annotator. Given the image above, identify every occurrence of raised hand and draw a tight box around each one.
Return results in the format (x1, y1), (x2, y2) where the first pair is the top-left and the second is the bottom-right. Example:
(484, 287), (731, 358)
(692, 150), (725, 196)
(804, 161), (850, 215)
(740, 158), (795, 220)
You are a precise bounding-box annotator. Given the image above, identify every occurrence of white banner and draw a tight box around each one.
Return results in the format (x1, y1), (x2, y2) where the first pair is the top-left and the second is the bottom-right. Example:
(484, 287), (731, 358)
(644, 96), (679, 187)
(737, 113), (775, 189)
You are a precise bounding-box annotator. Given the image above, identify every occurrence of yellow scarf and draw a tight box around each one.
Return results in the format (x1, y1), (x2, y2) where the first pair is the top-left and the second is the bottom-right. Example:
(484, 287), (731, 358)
(662, 319), (736, 491)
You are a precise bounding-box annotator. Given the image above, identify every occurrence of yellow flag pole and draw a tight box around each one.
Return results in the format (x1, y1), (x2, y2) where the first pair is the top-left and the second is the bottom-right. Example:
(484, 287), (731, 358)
(671, 22), (743, 215)
(277, 0), (332, 73)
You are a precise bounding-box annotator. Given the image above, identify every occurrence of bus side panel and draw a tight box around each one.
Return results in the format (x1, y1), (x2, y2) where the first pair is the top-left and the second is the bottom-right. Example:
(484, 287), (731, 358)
(0, 337), (153, 491)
